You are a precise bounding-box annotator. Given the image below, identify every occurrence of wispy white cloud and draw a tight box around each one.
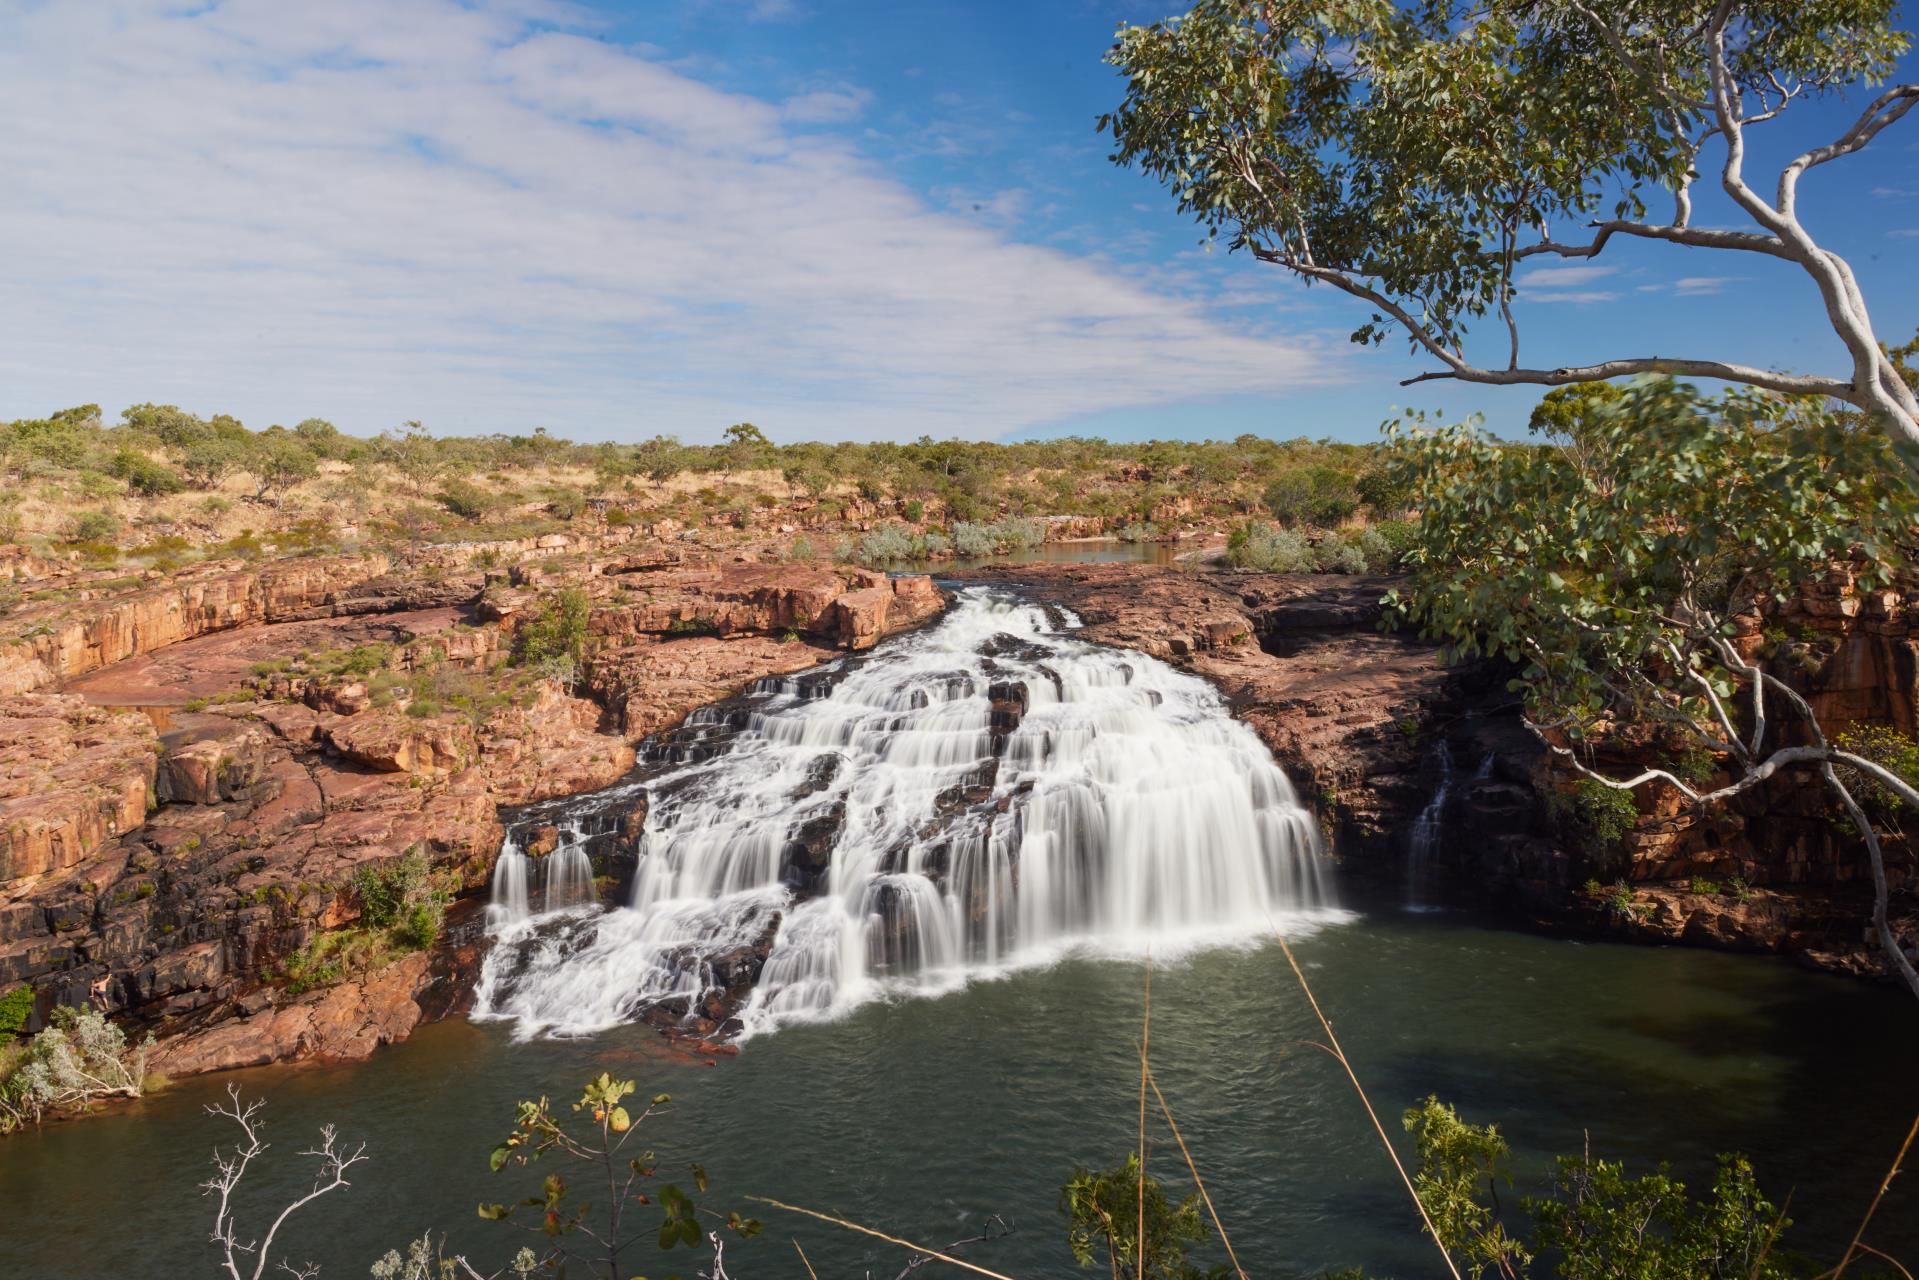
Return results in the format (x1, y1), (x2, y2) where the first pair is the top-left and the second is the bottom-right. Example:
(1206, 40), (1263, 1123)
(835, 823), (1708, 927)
(1673, 276), (1737, 296)
(1517, 264), (1618, 289)
(1525, 290), (1621, 305)
(0, 0), (1332, 441)
(782, 85), (871, 124)
(1890, 228), (1919, 239)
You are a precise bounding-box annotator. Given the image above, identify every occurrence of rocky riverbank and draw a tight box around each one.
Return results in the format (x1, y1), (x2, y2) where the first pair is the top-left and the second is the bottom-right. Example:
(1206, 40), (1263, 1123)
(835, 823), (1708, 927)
(0, 542), (944, 1080)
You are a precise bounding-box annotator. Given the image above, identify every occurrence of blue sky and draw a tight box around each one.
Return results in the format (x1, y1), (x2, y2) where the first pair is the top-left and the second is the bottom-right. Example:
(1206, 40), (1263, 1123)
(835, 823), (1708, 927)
(1, 0), (1915, 445)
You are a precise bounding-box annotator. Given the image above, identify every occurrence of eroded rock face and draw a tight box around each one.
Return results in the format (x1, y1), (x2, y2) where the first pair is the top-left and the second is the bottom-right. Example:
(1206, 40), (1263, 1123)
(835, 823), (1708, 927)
(0, 554), (398, 696)
(0, 547), (950, 1079)
(0, 696), (156, 882)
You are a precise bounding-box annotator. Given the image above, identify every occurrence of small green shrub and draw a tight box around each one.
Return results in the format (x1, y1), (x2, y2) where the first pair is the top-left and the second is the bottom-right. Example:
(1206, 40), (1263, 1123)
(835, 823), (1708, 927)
(0, 985), (34, 1037)
(511, 589), (590, 670)
(69, 510), (119, 543)
(1549, 780), (1640, 869)
(108, 449), (185, 496)
(351, 849), (435, 931)
(436, 478), (495, 520)
(1225, 521), (1313, 571)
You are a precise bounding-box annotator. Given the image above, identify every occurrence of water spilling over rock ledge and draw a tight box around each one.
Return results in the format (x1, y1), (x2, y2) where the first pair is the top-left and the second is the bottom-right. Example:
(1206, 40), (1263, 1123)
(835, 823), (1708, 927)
(471, 587), (1340, 1045)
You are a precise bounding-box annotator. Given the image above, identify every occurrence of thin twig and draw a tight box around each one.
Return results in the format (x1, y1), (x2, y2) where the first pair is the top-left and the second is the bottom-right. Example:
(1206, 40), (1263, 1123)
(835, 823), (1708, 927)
(1749, 1186), (1792, 1280)
(1269, 922), (1464, 1280)
(745, 1198), (1021, 1280)
(1851, 1242), (1916, 1280)
(793, 1239), (820, 1280)
(1143, 1062), (1247, 1280)
(1829, 1113), (1919, 1279)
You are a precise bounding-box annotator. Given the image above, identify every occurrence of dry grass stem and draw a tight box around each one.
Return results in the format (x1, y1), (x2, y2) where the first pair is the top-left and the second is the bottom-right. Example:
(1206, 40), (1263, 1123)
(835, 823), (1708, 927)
(747, 1197), (1022, 1280)
(1851, 1241), (1916, 1280)
(1270, 924), (1464, 1280)
(793, 1239), (820, 1280)
(1143, 1061), (1247, 1280)
(1138, 958), (1151, 1280)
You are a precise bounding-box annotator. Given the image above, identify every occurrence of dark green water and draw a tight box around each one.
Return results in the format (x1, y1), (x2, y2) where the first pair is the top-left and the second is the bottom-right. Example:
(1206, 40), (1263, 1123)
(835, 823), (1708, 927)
(2, 902), (1912, 1279)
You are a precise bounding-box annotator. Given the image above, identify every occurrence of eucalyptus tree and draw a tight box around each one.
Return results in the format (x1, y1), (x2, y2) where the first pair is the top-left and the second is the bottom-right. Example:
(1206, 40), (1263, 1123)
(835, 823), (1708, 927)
(1103, 1), (1919, 445)
(1387, 379), (1919, 996)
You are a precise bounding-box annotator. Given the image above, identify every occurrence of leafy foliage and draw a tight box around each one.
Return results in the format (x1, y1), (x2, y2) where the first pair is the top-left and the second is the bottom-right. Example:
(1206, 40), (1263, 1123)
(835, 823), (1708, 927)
(480, 1073), (761, 1277)
(0, 1006), (148, 1132)
(1060, 1153), (1219, 1280)
(1547, 780), (1641, 870)
(1528, 1153), (1803, 1279)
(1101, 0), (1911, 382)
(1404, 1096), (1532, 1279)
(351, 849), (450, 950)
(0, 983), (33, 1037)
(1833, 724), (1919, 825)
(1385, 379), (1919, 739)
(510, 588), (591, 679)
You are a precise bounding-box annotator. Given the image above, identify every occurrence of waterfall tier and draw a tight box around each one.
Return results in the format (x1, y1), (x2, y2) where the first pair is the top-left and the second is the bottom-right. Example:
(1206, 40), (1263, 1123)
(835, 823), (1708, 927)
(475, 586), (1341, 1039)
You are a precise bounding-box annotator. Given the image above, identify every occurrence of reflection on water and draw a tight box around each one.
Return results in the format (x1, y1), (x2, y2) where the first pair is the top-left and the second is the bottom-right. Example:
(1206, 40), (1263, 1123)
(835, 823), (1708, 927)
(1, 910), (1911, 1280)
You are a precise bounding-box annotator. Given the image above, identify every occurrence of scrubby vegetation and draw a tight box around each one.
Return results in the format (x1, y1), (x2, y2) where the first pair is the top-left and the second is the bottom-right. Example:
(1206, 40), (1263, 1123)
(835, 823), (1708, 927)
(0, 402), (1418, 581)
(279, 850), (453, 996)
(0, 1006), (150, 1134)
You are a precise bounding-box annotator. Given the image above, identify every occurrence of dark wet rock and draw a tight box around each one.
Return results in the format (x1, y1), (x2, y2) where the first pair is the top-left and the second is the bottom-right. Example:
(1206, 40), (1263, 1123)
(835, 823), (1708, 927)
(782, 800), (846, 890)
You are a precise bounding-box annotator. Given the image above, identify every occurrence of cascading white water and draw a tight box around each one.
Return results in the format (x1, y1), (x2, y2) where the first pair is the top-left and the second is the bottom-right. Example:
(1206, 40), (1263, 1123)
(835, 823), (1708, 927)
(485, 835), (531, 928)
(542, 829), (596, 912)
(475, 587), (1342, 1039)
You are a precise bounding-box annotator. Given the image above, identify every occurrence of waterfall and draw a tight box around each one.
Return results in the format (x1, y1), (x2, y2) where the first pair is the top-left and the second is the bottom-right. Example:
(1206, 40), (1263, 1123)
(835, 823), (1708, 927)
(485, 834), (530, 928)
(541, 838), (595, 912)
(1404, 749), (1492, 911)
(475, 586), (1341, 1040)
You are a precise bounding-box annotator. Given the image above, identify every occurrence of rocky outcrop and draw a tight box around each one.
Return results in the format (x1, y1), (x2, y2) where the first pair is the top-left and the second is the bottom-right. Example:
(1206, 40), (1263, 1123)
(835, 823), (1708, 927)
(0, 547), (950, 1079)
(0, 696), (157, 882)
(0, 554), (397, 696)
(148, 949), (436, 1076)
(580, 560), (945, 651)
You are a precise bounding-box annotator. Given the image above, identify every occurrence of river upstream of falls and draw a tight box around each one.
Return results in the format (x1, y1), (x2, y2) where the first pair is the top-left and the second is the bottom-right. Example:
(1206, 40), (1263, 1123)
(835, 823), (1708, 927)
(2, 586), (1916, 1278)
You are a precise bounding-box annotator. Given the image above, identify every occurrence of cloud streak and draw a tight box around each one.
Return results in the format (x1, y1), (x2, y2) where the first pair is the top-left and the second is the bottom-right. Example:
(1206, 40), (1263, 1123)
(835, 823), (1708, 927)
(0, 0), (1331, 441)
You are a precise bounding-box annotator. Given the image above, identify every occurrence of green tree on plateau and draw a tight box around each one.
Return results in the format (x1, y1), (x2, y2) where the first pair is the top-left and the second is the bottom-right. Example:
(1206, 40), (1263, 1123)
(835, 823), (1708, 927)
(1103, 1), (1919, 446)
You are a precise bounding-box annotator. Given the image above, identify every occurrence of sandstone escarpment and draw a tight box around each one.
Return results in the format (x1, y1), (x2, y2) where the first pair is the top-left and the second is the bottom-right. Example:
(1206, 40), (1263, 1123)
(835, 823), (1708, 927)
(0, 554), (398, 696)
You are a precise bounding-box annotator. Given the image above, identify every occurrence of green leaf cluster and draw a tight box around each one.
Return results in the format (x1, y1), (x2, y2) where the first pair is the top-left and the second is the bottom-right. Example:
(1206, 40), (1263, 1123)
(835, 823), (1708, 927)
(1385, 379), (1919, 743)
(1060, 1152), (1222, 1280)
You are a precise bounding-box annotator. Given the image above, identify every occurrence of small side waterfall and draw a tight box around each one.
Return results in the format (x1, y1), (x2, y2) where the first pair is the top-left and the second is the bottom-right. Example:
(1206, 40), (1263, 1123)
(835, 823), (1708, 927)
(542, 841), (595, 912)
(485, 835), (531, 928)
(476, 587), (1343, 1040)
(1404, 748), (1492, 911)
